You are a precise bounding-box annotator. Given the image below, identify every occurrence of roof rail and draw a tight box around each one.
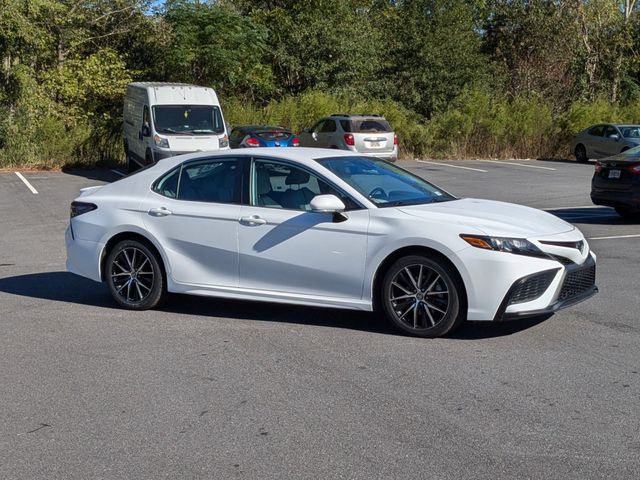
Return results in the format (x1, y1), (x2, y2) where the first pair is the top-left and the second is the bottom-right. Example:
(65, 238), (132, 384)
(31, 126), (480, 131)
(330, 113), (382, 118)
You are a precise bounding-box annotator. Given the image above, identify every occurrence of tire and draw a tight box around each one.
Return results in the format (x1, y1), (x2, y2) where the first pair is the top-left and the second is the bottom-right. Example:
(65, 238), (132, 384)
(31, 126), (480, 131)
(106, 240), (165, 310)
(381, 255), (464, 338)
(615, 206), (640, 220)
(575, 144), (588, 163)
(126, 150), (138, 173)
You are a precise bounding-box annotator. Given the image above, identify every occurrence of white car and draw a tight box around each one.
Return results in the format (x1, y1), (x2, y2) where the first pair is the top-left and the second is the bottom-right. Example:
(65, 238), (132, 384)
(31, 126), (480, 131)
(66, 149), (597, 338)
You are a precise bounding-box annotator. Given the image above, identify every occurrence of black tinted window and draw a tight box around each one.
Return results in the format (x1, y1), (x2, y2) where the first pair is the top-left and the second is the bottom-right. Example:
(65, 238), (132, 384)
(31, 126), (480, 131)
(353, 119), (391, 133)
(153, 167), (180, 198)
(588, 125), (605, 137)
(340, 120), (352, 132)
(604, 126), (618, 137)
(177, 159), (241, 203)
(320, 120), (337, 133)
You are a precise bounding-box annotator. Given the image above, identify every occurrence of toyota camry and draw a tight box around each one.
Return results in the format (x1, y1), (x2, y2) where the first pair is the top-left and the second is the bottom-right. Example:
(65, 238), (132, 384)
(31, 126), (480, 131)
(66, 149), (597, 338)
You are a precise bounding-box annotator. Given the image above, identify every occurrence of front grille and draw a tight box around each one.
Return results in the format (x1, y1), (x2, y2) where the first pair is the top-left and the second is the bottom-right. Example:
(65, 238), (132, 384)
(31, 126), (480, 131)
(549, 254), (574, 265)
(508, 270), (557, 305)
(558, 264), (596, 300)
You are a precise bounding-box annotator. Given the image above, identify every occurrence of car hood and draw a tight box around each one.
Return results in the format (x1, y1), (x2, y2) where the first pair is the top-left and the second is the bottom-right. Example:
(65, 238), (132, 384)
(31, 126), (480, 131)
(398, 198), (575, 237)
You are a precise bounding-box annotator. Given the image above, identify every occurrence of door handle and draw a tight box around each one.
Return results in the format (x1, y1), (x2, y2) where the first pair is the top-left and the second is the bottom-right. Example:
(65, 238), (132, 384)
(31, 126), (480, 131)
(148, 207), (172, 217)
(239, 215), (267, 226)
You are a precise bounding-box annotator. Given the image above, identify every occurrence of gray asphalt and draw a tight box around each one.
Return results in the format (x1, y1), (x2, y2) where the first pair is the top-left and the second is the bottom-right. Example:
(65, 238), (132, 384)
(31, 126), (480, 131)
(0, 159), (638, 479)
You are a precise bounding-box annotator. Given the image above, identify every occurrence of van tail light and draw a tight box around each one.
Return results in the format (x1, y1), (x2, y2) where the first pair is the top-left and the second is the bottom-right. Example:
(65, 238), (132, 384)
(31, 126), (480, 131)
(344, 133), (355, 146)
(292, 136), (300, 147)
(595, 162), (603, 174)
(394, 133), (398, 145)
(70, 201), (97, 218)
(629, 164), (640, 174)
(245, 136), (260, 147)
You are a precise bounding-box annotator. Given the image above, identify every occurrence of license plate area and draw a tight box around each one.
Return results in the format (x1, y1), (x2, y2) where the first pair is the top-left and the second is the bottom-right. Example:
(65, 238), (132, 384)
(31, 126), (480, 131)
(608, 169), (621, 179)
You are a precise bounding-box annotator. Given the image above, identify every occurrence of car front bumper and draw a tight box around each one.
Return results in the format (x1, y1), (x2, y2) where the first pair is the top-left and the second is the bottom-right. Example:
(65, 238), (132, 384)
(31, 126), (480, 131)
(494, 255), (597, 321)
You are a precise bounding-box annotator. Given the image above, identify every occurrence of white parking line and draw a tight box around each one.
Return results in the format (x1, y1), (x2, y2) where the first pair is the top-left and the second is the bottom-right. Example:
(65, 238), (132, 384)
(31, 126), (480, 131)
(477, 160), (556, 171)
(416, 160), (488, 173)
(110, 169), (125, 177)
(15, 172), (38, 194)
(589, 234), (640, 240)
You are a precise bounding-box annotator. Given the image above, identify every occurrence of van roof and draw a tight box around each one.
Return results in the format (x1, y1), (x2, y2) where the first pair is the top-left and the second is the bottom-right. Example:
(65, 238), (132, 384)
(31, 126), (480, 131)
(128, 82), (207, 89)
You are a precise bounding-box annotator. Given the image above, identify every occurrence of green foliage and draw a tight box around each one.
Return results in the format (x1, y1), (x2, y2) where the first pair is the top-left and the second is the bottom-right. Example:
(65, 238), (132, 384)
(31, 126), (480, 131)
(3, 0), (640, 167)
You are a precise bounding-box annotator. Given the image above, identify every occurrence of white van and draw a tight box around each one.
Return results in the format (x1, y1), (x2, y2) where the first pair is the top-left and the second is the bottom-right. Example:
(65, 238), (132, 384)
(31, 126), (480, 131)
(123, 82), (229, 172)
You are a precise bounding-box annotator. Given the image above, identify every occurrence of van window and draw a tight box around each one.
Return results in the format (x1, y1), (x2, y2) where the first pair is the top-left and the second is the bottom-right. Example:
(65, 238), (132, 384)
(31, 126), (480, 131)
(153, 105), (225, 135)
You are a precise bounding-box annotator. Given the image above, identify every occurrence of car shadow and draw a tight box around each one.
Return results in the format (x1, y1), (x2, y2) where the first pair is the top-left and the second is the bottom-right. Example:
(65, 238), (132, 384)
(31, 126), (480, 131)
(549, 207), (638, 225)
(61, 167), (124, 183)
(536, 157), (593, 165)
(0, 271), (549, 339)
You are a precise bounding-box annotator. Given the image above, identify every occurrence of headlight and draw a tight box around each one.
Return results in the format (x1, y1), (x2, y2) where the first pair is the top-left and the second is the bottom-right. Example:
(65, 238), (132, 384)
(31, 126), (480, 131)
(153, 134), (169, 148)
(460, 234), (545, 257)
(219, 134), (229, 148)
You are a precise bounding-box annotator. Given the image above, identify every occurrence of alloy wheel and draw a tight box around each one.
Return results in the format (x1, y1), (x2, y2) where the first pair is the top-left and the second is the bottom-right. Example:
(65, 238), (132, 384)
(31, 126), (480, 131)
(388, 263), (450, 330)
(110, 247), (155, 304)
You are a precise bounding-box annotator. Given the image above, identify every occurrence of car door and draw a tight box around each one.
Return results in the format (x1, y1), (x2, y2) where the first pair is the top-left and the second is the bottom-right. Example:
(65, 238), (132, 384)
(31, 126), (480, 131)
(299, 120), (326, 148)
(602, 125), (623, 156)
(318, 118), (338, 148)
(586, 125), (606, 158)
(141, 156), (243, 287)
(237, 157), (370, 300)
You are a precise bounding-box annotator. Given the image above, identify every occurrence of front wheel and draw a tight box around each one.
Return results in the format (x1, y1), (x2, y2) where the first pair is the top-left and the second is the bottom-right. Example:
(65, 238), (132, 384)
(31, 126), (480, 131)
(381, 255), (464, 338)
(106, 240), (165, 310)
(575, 144), (588, 163)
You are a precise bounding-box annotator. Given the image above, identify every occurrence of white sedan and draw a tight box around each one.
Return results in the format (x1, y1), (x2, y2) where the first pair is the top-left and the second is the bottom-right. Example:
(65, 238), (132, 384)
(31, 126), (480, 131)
(66, 149), (597, 338)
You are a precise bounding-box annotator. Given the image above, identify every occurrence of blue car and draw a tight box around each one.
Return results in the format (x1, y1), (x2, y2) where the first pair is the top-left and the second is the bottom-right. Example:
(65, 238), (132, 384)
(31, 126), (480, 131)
(229, 125), (299, 149)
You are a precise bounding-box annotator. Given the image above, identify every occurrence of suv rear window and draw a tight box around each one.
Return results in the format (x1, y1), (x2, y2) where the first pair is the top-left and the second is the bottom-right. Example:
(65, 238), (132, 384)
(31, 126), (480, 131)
(341, 118), (392, 133)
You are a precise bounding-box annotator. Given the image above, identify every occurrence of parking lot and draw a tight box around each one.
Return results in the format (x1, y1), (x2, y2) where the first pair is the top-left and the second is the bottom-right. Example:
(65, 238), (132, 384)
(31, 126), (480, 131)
(1, 158), (639, 479)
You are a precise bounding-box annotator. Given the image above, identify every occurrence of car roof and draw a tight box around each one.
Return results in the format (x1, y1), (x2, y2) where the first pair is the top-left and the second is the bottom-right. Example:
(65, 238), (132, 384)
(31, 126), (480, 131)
(152, 148), (357, 171)
(235, 125), (290, 132)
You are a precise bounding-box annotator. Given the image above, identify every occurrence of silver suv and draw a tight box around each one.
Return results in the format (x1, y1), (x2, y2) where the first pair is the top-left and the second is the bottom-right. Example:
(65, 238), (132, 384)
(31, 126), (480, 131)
(299, 114), (398, 162)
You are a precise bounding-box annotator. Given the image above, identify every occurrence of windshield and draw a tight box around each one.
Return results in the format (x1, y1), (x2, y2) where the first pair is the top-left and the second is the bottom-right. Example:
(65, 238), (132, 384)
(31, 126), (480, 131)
(619, 126), (640, 138)
(316, 156), (455, 207)
(152, 105), (225, 135)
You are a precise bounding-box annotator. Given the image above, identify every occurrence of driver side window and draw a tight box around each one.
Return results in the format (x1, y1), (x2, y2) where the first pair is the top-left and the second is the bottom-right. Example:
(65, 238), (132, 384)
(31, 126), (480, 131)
(252, 159), (358, 211)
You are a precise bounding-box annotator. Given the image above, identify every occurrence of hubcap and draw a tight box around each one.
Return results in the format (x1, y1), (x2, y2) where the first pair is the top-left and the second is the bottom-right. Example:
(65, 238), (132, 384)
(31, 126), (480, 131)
(389, 264), (450, 330)
(110, 247), (154, 303)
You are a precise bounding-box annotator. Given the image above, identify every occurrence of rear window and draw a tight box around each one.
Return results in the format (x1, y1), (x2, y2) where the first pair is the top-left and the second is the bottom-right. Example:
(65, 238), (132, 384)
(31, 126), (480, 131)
(256, 130), (291, 140)
(346, 119), (392, 133)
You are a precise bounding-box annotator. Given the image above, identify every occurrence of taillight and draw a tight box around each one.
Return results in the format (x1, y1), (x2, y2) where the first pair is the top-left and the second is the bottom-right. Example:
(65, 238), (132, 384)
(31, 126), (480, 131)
(595, 162), (603, 174)
(629, 164), (640, 174)
(70, 201), (97, 218)
(292, 136), (300, 147)
(394, 133), (398, 145)
(344, 133), (355, 146)
(245, 137), (260, 147)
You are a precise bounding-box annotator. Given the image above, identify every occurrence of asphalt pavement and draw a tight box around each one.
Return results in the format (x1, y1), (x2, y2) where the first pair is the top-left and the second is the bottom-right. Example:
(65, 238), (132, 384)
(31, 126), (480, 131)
(0, 159), (638, 479)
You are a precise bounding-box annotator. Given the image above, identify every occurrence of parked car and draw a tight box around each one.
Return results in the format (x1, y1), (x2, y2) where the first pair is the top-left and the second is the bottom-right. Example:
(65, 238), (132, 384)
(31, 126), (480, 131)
(591, 146), (640, 219)
(229, 125), (299, 148)
(66, 149), (596, 338)
(572, 124), (640, 162)
(123, 82), (229, 172)
(299, 114), (398, 162)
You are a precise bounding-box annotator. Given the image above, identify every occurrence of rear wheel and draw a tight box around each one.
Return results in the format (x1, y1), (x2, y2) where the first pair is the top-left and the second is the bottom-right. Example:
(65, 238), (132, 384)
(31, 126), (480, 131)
(381, 255), (464, 338)
(575, 144), (588, 163)
(106, 240), (165, 310)
(615, 206), (640, 220)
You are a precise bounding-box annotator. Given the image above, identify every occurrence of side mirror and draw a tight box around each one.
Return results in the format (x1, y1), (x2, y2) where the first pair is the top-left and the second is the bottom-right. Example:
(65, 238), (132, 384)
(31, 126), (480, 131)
(310, 194), (345, 213)
(310, 194), (348, 222)
(141, 125), (151, 137)
(609, 133), (620, 141)
(312, 131), (318, 141)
